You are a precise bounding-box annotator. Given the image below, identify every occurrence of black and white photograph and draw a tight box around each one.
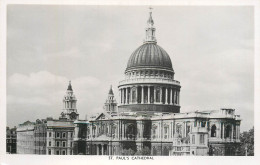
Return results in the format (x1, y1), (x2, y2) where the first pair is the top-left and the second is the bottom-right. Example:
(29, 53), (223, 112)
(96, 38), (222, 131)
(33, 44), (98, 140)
(1, 0), (259, 165)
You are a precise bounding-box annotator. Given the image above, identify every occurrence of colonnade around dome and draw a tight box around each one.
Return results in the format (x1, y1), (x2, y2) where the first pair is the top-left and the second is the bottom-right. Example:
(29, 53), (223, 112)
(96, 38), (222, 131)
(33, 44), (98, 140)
(119, 85), (180, 106)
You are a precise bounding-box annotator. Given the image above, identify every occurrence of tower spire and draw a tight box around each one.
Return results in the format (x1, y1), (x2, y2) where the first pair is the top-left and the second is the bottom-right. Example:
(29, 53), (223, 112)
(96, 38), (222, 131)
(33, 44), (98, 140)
(144, 7), (156, 43)
(67, 80), (73, 91)
(108, 85), (114, 95)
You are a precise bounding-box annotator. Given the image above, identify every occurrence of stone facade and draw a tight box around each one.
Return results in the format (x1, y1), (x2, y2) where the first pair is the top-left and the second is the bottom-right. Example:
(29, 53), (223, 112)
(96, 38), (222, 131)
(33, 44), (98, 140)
(16, 121), (35, 154)
(46, 118), (74, 155)
(45, 82), (78, 155)
(16, 82), (78, 155)
(73, 10), (241, 156)
(34, 119), (47, 154)
(6, 127), (17, 154)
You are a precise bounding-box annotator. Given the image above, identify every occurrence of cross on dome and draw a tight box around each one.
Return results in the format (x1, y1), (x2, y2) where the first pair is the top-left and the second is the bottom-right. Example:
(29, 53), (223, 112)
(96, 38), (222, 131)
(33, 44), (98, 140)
(145, 7), (156, 43)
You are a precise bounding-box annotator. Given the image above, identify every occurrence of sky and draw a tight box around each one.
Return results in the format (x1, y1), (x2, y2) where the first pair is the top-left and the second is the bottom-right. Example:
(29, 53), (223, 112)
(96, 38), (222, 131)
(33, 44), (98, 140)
(7, 5), (254, 132)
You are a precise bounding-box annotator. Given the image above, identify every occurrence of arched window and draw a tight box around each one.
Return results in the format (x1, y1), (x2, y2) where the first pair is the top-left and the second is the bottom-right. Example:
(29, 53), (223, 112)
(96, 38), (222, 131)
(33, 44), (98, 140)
(111, 124), (117, 138)
(225, 125), (232, 138)
(87, 127), (90, 138)
(152, 146), (157, 155)
(163, 146), (169, 156)
(156, 88), (160, 103)
(176, 124), (182, 136)
(152, 125), (157, 139)
(164, 126), (169, 139)
(126, 124), (135, 139)
(92, 126), (96, 137)
(131, 88), (136, 103)
(211, 125), (217, 137)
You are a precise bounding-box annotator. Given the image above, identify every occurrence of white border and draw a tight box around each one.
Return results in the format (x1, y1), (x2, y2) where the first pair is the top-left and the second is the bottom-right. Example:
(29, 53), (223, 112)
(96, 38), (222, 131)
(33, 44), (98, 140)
(0, 0), (259, 165)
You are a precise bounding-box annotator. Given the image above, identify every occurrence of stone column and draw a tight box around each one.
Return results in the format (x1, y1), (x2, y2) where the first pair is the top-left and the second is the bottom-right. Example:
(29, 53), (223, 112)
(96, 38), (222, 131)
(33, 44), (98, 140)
(231, 124), (234, 141)
(178, 91), (180, 105)
(222, 123), (225, 139)
(173, 90), (176, 105)
(117, 122), (120, 139)
(238, 125), (240, 139)
(176, 91), (178, 105)
(154, 86), (156, 103)
(160, 87), (162, 104)
(157, 123), (160, 139)
(126, 87), (128, 104)
(119, 89), (121, 104)
(184, 122), (186, 137)
(121, 88), (123, 104)
(158, 122), (160, 139)
(165, 88), (168, 104)
(148, 86), (150, 103)
(101, 145), (104, 155)
(136, 86), (138, 103)
(140, 122), (143, 139)
(236, 125), (238, 140)
(170, 88), (173, 104)
(141, 86), (144, 104)
(129, 87), (132, 104)
(123, 123), (125, 139)
(124, 88), (126, 104)
(96, 145), (99, 155)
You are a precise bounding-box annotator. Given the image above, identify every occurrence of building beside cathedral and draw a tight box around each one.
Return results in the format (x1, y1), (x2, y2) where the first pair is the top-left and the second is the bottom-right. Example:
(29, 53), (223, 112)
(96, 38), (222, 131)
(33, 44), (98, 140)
(45, 81), (78, 155)
(16, 121), (36, 154)
(73, 10), (241, 156)
(6, 126), (17, 154)
(16, 81), (79, 155)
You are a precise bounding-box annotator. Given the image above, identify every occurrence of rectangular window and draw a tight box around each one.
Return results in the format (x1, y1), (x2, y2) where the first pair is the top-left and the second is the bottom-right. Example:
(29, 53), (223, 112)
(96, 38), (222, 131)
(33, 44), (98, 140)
(48, 149), (51, 155)
(71, 132), (73, 138)
(62, 132), (66, 138)
(49, 132), (51, 137)
(192, 135), (195, 144)
(56, 150), (59, 155)
(201, 122), (206, 127)
(200, 134), (205, 144)
(164, 127), (167, 134)
(56, 141), (60, 147)
(63, 141), (66, 147)
(49, 141), (51, 146)
(62, 150), (66, 155)
(57, 132), (60, 138)
(71, 142), (73, 147)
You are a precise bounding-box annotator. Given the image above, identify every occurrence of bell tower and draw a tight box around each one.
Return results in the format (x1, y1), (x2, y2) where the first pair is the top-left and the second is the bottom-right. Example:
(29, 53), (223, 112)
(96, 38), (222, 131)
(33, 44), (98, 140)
(60, 81), (79, 120)
(103, 85), (117, 115)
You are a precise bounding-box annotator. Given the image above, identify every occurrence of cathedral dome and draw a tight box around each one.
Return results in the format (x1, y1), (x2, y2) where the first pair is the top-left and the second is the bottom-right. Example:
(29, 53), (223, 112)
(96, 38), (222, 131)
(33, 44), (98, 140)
(126, 43), (173, 71)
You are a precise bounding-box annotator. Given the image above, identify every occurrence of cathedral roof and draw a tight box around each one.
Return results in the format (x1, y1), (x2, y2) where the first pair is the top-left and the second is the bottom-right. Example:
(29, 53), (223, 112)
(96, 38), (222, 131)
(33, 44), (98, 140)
(126, 43), (173, 71)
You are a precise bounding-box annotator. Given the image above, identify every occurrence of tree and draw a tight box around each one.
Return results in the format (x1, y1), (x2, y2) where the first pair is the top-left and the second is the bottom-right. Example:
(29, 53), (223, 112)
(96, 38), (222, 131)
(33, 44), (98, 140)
(135, 146), (151, 156)
(239, 127), (254, 156)
(121, 148), (135, 155)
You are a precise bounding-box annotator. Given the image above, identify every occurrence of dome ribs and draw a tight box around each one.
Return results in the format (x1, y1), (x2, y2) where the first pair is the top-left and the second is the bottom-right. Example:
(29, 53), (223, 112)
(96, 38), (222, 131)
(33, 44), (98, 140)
(126, 43), (173, 71)
(133, 45), (144, 68)
(140, 44), (148, 66)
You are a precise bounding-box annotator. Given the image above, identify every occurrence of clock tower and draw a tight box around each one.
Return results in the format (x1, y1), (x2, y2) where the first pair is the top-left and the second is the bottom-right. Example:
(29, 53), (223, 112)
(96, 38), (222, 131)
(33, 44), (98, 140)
(60, 81), (79, 121)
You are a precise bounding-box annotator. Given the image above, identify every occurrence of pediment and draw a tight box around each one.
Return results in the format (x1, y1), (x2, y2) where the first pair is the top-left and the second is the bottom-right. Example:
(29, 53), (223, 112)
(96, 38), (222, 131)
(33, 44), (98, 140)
(95, 112), (111, 121)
